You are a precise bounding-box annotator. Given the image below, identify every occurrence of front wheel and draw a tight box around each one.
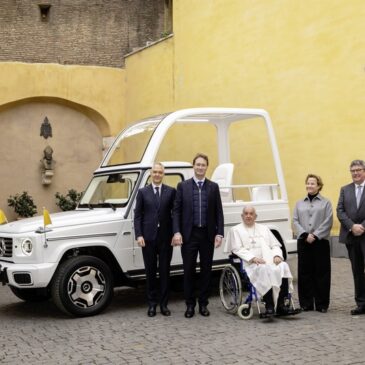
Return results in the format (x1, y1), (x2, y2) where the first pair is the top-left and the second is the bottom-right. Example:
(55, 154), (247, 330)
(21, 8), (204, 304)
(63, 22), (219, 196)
(237, 303), (253, 320)
(51, 256), (114, 317)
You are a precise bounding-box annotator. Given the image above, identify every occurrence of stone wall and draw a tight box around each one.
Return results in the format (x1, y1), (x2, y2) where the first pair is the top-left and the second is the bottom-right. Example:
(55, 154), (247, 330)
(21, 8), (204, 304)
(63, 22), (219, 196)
(0, 0), (168, 67)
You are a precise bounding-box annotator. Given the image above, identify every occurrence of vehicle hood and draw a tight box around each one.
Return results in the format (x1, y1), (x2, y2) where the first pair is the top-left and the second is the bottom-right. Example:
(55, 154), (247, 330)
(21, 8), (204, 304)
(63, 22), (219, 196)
(0, 209), (124, 235)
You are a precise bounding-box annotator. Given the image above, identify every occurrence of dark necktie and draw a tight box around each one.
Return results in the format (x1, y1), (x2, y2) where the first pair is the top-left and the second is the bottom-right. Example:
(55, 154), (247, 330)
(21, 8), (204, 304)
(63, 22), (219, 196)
(198, 181), (203, 190)
(155, 186), (160, 209)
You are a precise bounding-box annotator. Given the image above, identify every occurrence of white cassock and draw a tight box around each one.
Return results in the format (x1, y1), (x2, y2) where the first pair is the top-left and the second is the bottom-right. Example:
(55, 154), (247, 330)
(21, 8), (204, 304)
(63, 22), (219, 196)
(224, 222), (293, 307)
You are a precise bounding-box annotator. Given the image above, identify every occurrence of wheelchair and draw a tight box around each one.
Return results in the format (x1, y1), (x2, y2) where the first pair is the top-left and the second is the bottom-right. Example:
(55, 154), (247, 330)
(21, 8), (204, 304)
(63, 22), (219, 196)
(219, 254), (301, 319)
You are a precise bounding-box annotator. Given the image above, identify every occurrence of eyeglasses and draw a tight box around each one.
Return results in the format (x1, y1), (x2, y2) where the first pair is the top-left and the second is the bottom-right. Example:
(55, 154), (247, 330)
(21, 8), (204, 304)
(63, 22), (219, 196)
(350, 168), (364, 174)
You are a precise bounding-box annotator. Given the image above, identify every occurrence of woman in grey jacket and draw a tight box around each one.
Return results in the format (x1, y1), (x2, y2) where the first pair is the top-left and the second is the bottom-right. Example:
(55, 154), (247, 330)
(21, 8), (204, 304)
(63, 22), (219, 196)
(293, 174), (333, 313)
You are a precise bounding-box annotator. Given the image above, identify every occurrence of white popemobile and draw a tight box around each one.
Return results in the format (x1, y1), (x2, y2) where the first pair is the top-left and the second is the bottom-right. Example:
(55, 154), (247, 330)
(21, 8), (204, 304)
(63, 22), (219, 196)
(0, 108), (297, 317)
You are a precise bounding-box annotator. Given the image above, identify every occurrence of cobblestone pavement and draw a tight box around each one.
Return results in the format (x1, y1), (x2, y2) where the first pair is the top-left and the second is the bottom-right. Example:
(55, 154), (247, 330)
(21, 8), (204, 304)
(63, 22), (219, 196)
(0, 258), (364, 365)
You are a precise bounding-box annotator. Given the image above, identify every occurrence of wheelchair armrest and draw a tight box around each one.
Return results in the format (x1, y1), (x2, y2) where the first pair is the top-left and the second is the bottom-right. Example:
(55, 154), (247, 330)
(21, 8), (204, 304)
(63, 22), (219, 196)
(228, 253), (242, 264)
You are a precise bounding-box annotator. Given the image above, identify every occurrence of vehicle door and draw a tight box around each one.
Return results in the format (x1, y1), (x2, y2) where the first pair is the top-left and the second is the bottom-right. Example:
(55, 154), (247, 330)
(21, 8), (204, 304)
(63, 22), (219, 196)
(131, 171), (185, 268)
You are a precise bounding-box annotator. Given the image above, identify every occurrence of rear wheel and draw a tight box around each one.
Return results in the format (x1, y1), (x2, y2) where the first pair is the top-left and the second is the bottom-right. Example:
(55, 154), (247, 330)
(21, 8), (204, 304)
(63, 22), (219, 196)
(10, 287), (51, 302)
(219, 265), (242, 313)
(51, 255), (113, 317)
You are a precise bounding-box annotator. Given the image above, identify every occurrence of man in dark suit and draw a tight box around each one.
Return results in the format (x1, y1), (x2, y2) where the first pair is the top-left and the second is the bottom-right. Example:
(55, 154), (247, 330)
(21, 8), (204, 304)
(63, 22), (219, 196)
(134, 162), (176, 317)
(337, 159), (365, 315)
(172, 153), (224, 318)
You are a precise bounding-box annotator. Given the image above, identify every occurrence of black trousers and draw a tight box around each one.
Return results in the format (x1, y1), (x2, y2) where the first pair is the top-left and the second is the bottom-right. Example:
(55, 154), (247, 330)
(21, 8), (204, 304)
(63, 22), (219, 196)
(181, 227), (214, 307)
(142, 229), (173, 307)
(263, 278), (289, 309)
(346, 238), (365, 308)
(297, 238), (331, 310)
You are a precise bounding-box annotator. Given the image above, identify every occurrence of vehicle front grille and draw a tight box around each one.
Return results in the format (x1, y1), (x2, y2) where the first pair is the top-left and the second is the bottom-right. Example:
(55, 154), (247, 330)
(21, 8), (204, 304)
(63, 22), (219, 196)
(0, 237), (13, 257)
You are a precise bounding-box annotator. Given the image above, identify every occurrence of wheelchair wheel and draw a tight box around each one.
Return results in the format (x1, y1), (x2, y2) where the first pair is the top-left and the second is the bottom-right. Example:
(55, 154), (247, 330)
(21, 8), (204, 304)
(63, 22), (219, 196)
(219, 265), (242, 313)
(237, 303), (254, 320)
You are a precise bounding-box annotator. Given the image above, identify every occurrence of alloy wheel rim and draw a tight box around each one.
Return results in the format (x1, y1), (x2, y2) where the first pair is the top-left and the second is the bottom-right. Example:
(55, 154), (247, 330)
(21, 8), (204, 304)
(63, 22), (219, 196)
(67, 266), (106, 308)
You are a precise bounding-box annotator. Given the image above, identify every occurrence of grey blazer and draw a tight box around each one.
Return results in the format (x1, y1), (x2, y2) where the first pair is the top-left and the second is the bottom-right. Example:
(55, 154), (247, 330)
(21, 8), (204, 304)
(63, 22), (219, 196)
(336, 182), (365, 244)
(293, 194), (333, 240)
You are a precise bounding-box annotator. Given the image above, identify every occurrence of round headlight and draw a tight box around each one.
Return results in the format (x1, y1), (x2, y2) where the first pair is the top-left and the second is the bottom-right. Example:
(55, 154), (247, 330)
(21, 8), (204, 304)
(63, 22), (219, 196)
(21, 239), (33, 255)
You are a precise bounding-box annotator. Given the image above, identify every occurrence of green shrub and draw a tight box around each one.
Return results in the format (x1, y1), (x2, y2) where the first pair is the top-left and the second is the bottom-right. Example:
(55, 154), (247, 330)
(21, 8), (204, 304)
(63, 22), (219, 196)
(55, 189), (82, 211)
(8, 191), (37, 218)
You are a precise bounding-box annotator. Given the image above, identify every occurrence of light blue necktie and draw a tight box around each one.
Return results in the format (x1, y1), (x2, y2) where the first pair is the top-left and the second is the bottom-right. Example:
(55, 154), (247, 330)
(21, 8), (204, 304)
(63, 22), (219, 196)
(356, 185), (362, 208)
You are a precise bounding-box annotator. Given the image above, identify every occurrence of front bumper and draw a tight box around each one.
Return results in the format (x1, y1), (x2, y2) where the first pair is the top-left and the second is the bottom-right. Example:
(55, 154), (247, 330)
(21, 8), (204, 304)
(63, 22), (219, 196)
(0, 261), (57, 288)
(0, 263), (9, 285)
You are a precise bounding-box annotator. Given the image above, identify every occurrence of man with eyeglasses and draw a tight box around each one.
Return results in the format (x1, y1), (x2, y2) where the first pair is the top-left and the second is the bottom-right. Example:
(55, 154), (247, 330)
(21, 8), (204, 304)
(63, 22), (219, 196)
(337, 160), (365, 315)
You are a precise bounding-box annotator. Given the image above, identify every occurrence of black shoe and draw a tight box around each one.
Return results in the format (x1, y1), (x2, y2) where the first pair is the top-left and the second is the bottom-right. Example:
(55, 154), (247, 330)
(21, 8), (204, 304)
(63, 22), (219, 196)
(276, 306), (289, 316)
(316, 308), (327, 313)
(160, 306), (171, 316)
(199, 305), (210, 317)
(276, 306), (301, 316)
(147, 305), (156, 317)
(184, 306), (195, 318)
(301, 306), (314, 312)
(351, 307), (365, 315)
(265, 307), (275, 317)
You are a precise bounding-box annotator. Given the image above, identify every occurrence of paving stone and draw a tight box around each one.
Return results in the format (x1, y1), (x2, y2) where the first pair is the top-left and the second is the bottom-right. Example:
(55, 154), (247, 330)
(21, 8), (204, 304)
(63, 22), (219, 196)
(1, 258), (365, 364)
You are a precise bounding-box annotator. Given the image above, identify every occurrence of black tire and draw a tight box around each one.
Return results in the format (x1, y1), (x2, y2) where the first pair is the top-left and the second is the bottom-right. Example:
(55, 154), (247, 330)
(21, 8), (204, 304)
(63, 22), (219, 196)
(219, 265), (242, 313)
(10, 286), (51, 302)
(271, 230), (287, 260)
(51, 255), (113, 317)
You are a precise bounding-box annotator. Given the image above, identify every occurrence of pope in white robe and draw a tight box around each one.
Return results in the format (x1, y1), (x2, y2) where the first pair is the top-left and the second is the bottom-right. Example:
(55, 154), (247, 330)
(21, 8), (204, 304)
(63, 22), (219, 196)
(224, 206), (293, 311)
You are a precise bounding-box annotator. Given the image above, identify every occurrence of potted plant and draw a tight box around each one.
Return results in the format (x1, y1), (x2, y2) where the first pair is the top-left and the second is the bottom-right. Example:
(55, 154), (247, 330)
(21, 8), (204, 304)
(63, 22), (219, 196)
(55, 189), (82, 211)
(8, 191), (37, 218)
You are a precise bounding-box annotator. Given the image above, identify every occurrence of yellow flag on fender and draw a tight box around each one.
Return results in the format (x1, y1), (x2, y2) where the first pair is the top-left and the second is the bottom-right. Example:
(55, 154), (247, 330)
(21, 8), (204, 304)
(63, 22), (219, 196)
(0, 209), (8, 225)
(43, 207), (52, 227)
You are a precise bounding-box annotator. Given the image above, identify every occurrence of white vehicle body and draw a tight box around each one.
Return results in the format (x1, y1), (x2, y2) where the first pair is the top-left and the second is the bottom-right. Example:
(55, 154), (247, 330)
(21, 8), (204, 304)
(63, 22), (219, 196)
(0, 108), (296, 316)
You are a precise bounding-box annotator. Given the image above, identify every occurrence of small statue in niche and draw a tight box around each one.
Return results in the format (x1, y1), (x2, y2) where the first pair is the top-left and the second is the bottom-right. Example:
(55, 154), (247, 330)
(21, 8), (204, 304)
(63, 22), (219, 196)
(40, 145), (55, 185)
(40, 117), (53, 139)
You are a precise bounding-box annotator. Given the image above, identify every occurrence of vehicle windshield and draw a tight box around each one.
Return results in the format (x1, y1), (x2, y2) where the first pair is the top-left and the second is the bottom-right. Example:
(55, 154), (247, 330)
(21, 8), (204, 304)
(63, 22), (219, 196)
(79, 172), (140, 208)
(102, 115), (167, 167)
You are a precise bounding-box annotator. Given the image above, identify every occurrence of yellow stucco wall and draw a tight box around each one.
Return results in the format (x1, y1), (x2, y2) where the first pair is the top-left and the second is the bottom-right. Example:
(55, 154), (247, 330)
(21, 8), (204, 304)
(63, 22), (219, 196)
(0, 62), (125, 136)
(124, 0), (365, 233)
(2, 0), (365, 232)
(124, 37), (174, 123)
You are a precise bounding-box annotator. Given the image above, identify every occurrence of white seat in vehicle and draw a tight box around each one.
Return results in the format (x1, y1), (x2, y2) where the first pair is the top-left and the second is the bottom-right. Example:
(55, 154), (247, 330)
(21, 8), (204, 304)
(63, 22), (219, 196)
(251, 186), (278, 201)
(211, 163), (234, 202)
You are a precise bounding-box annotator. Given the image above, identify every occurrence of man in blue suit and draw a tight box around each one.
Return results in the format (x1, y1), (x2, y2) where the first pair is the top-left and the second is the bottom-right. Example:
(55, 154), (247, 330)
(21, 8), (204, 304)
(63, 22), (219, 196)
(173, 153), (224, 318)
(337, 159), (365, 315)
(134, 162), (176, 317)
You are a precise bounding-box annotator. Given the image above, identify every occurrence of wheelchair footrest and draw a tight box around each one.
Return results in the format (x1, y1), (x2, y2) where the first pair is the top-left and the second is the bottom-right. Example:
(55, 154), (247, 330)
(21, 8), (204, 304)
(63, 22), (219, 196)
(259, 311), (275, 319)
(275, 308), (302, 317)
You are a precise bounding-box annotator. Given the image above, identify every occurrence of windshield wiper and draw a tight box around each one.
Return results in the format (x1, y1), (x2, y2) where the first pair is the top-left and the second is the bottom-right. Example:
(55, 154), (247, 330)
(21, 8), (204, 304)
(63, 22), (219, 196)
(78, 203), (94, 210)
(107, 203), (116, 211)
